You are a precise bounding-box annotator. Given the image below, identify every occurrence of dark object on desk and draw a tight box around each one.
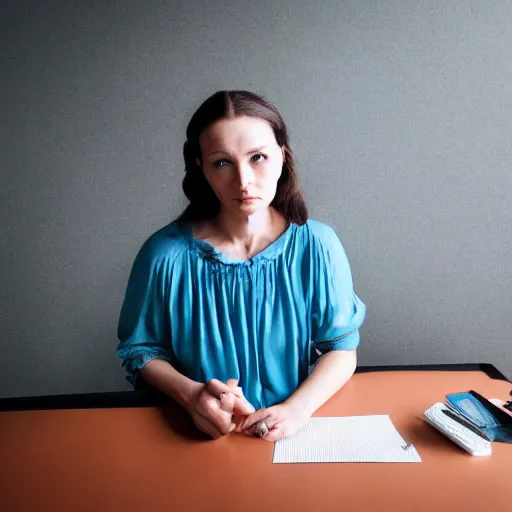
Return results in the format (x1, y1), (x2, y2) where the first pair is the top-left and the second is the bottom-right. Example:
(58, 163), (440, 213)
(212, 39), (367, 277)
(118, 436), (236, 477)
(446, 390), (512, 444)
(441, 408), (491, 441)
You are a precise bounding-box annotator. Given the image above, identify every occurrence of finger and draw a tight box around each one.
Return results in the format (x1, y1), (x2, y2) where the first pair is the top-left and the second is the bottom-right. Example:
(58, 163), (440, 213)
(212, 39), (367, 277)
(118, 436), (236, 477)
(197, 425), (221, 439)
(219, 393), (254, 428)
(200, 384), (234, 414)
(199, 394), (238, 433)
(219, 391), (235, 413)
(231, 387), (244, 398)
(253, 420), (269, 438)
(200, 407), (237, 437)
(241, 408), (270, 431)
(232, 396), (255, 415)
(194, 413), (223, 439)
(206, 379), (236, 398)
(233, 414), (246, 433)
(204, 379), (255, 415)
(208, 378), (245, 401)
(254, 414), (279, 431)
(262, 425), (283, 442)
(199, 393), (222, 415)
(242, 420), (269, 438)
(226, 380), (244, 399)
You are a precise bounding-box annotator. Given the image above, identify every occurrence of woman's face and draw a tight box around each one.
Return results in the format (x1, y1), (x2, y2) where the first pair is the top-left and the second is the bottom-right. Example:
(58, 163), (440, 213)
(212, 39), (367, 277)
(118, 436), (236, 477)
(197, 116), (284, 219)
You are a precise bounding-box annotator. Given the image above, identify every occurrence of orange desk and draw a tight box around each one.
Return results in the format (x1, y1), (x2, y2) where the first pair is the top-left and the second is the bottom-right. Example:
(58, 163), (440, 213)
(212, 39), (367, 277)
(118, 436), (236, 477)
(1, 366), (511, 512)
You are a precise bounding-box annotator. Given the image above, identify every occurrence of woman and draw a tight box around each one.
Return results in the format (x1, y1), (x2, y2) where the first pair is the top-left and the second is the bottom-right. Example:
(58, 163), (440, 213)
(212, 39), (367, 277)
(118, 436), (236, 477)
(117, 90), (366, 441)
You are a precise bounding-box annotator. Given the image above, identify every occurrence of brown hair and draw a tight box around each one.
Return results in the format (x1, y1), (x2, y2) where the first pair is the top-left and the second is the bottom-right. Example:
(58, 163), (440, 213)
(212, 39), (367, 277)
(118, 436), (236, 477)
(177, 90), (308, 225)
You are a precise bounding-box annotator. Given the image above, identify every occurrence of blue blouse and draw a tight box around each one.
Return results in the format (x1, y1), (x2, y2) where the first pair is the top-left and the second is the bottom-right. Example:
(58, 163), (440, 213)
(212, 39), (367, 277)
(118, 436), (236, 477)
(116, 219), (366, 410)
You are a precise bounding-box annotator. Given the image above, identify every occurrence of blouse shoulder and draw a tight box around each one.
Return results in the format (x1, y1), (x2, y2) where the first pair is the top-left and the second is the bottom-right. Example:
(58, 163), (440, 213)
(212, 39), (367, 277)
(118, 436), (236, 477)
(302, 219), (344, 252)
(305, 219), (338, 239)
(135, 221), (190, 267)
(297, 220), (351, 274)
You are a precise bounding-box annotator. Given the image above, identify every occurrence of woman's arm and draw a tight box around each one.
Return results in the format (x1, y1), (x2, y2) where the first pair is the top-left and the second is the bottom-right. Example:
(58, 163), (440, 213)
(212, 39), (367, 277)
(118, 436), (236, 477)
(242, 349), (357, 440)
(286, 349), (357, 417)
(141, 359), (200, 409)
(141, 359), (255, 438)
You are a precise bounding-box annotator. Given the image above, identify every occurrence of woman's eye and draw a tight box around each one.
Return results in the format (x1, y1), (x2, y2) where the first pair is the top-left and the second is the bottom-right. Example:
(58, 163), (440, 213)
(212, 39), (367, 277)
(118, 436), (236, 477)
(213, 159), (229, 168)
(251, 153), (267, 163)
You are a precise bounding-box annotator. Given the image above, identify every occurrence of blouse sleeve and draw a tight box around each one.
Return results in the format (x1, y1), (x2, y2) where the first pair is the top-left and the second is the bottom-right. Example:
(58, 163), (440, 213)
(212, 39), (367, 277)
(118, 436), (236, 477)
(311, 225), (366, 353)
(116, 239), (174, 386)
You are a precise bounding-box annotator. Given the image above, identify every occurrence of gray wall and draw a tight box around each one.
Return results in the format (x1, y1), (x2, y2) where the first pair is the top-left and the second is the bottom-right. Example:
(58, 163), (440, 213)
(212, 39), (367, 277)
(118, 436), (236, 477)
(1, 0), (511, 398)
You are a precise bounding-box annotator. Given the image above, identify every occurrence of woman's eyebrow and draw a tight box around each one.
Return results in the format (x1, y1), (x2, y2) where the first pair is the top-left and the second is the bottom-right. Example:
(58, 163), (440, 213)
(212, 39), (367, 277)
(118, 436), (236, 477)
(208, 146), (268, 158)
(208, 150), (228, 157)
(246, 146), (267, 155)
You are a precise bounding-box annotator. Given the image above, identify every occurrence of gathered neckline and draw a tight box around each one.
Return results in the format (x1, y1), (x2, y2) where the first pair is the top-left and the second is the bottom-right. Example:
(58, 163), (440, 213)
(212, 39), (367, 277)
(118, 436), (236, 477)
(182, 222), (296, 266)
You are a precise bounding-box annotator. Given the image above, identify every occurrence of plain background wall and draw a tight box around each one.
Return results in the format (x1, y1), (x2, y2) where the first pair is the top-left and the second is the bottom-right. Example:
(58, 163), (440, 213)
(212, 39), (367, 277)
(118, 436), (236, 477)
(1, 0), (511, 398)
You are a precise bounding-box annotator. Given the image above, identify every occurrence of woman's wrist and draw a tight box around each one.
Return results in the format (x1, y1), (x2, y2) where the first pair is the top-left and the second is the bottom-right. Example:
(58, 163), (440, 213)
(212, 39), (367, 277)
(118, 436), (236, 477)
(180, 380), (202, 412)
(141, 359), (201, 411)
(283, 393), (316, 419)
(282, 351), (357, 418)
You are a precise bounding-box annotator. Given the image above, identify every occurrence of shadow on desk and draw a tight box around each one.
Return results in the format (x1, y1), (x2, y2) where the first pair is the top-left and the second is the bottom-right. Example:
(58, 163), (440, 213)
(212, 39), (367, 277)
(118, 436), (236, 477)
(157, 402), (215, 442)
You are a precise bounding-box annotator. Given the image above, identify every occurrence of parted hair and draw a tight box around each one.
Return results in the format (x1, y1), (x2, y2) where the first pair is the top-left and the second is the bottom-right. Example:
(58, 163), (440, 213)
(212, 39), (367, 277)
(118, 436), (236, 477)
(177, 90), (308, 225)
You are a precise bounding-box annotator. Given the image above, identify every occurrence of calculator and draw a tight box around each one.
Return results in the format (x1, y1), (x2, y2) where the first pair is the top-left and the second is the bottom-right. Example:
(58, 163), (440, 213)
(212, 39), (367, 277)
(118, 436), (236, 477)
(423, 402), (492, 456)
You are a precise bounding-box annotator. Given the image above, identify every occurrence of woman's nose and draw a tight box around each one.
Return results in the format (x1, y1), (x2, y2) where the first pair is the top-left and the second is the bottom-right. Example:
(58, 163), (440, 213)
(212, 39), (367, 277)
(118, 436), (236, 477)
(236, 162), (254, 188)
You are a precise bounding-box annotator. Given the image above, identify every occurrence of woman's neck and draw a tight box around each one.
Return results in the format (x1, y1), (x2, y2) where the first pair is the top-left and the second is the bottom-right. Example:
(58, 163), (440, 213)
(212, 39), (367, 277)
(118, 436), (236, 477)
(216, 207), (275, 243)
(195, 207), (288, 260)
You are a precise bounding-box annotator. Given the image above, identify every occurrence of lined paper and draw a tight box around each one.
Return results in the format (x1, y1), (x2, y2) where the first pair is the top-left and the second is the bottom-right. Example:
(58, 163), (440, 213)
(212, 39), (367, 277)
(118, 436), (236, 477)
(273, 415), (421, 463)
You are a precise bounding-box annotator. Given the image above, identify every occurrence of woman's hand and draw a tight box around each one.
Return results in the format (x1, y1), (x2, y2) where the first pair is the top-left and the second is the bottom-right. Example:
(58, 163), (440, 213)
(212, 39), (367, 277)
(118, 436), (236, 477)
(186, 378), (255, 439)
(241, 401), (311, 441)
(241, 350), (357, 441)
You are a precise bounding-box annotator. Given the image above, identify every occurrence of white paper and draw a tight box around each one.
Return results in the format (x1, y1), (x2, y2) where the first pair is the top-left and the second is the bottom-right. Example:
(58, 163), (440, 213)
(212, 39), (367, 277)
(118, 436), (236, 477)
(272, 415), (421, 463)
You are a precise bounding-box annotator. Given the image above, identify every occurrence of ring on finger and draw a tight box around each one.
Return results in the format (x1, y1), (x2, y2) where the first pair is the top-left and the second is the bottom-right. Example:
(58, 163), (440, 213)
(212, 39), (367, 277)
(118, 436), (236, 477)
(253, 420), (269, 438)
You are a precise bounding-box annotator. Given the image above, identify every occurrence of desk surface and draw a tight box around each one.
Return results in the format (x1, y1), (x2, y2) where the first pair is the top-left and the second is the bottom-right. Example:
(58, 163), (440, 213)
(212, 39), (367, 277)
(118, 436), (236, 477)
(1, 369), (511, 512)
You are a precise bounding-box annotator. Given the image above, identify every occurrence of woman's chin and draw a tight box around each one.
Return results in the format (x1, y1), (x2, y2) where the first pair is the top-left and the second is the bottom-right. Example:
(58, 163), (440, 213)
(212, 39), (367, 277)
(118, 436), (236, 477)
(225, 200), (267, 217)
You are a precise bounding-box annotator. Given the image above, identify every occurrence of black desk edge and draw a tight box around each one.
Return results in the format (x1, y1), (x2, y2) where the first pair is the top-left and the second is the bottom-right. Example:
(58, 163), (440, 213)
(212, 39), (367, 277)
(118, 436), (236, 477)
(1, 363), (510, 412)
